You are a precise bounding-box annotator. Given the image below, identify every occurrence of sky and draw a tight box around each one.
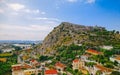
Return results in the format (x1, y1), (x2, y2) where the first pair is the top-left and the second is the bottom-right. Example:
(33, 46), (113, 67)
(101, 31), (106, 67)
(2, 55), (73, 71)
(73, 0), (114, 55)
(0, 0), (120, 40)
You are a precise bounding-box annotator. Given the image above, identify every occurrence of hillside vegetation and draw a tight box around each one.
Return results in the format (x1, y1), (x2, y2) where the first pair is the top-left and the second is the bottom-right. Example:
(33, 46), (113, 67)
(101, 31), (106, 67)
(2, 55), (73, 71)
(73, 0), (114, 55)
(38, 22), (120, 55)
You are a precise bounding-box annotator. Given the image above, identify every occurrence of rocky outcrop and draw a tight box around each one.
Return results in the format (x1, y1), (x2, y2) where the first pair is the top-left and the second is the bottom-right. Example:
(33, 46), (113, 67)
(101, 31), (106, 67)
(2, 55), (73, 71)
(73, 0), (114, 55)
(37, 22), (120, 55)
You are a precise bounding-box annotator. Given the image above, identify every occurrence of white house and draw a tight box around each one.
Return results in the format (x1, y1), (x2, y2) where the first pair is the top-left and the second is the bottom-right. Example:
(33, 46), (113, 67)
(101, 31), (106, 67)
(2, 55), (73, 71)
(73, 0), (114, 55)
(13, 44), (32, 50)
(2, 48), (15, 53)
(55, 62), (66, 74)
(101, 46), (113, 50)
(12, 64), (24, 75)
(110, 55), (120, 64)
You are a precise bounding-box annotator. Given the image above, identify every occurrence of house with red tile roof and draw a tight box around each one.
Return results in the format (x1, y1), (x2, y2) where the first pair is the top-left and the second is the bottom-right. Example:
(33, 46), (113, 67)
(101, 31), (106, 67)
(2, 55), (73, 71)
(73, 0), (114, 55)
(12, 63), (33, 75)
(45, 69), (58, 75)
(55, 62), (66, 73)
(24, 69), (39, 75)
(22, 63), (32, 69)
(94, 64), (112, 75)
(30, 59), (39, 67)
(12, 64), (24, 75)
(72, 59), (87, 74)
(86, 49), (103, 55)
(12, 64), (22, 71)
(72, 59), (80, 70)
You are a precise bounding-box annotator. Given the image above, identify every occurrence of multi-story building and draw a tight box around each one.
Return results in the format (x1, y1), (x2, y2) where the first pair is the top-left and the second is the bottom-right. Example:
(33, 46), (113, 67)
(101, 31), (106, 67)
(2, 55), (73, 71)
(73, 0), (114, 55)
(72, 59), (80, 70)
(72, 59), (85, 70)
(55, 62), (66, 74)
(24, 69), (37, 75)
(12, 64), (24, 75)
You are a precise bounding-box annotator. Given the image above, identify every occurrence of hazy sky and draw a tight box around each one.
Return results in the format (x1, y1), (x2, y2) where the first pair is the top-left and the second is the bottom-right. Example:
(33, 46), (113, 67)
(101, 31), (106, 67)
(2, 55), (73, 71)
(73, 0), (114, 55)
(0, 0), (120, 40)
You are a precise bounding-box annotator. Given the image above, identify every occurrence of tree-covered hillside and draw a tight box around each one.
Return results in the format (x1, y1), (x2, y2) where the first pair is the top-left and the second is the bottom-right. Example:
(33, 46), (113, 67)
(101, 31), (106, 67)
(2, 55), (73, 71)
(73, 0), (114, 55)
(38, 22), (120, 55)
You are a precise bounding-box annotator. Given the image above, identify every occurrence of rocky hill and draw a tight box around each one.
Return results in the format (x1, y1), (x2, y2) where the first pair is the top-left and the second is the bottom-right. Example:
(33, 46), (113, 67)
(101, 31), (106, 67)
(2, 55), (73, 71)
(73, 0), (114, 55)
(38, 22), (120, 55)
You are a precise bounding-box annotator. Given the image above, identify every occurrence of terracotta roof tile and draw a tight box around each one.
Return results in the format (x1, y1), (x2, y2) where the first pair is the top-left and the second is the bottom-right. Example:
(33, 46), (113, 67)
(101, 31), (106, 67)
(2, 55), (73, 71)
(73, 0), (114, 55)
(22, 63), (32, 69)
(86, 49), (103, 55)
(55, 62), (66, 68)
(31, 59), (35, 62)
(45, 70), (58, 74)
(95, 65), (112, 72)
(73, 59), (79, 63)
(114, 55), (120, 60)
(12, 66), (21, 71)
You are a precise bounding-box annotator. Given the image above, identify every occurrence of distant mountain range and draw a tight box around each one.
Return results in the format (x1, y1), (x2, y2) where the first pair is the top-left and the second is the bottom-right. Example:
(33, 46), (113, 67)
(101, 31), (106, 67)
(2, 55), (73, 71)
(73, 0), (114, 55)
(0, 40), (42, 44)
(37, 22), (120, 55)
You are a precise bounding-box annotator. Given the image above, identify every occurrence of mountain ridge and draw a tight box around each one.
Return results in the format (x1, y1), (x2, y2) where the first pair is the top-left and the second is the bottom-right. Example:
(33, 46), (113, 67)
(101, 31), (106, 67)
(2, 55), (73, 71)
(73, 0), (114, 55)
(37, 22), (120, 55)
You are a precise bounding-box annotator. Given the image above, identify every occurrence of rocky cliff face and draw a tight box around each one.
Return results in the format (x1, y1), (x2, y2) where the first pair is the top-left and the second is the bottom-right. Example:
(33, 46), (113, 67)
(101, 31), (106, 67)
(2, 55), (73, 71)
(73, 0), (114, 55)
(38, 22), (120, 55)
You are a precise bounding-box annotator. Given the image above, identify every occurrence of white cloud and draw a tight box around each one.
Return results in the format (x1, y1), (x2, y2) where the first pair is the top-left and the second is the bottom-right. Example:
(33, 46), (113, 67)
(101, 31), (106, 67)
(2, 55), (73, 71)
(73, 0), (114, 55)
(7, 3), (25, 11)
(86, 0), (96, 4)
(10, 12), (19, 15)
(0, 9), (4, 13)
(0, 24), (53, 32)
(0, 24), (55, 40)
(67, 0), (78, 2)
(41, 12), (46, 14)
(33, 9), (39, 14)
(6, 3), (45, 15)
(24, 9), (41, 14)
(32, 17), (61, 22)
(66, 0), (96, 4)
(46, 21), (58, 24)
(34, 17), (48, 20)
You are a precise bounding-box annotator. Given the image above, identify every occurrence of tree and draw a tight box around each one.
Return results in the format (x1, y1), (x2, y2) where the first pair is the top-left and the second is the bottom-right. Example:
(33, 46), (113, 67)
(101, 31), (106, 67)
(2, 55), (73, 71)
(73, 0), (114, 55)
(39, 55), (48, 62)
(63, 73), (67, 75)
(116, 31), (119, 34)
(85, 62), (96, 67)
(111, 71), (120, 75)
(0, 50), (2, 53)
(114, 60), (118, 66)
(104, 62), (114, 68)
(112, 30), (115, 34)
(74, 69), (78, 73)
(38, 73), (41, 75)
(14, 46), (22, 50)
(96, 70), (102, 75)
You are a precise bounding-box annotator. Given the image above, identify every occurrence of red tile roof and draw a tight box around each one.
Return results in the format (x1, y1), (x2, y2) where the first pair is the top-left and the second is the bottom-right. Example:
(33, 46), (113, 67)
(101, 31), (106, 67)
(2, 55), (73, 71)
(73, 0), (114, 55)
(12, 66), (21, 71)
(115, 55), (120, 60)
(73, 59), (79, 63)
(95, 65), (112, 72)
(31, 59), (35, 62)
(86, 49), (102, 55)
(45, 70), (58, 74)
(116, 57), (120, 60)
(12, 64), (32, 71)
(55, 62), (66, 68)
(22, 63), (32, 69)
